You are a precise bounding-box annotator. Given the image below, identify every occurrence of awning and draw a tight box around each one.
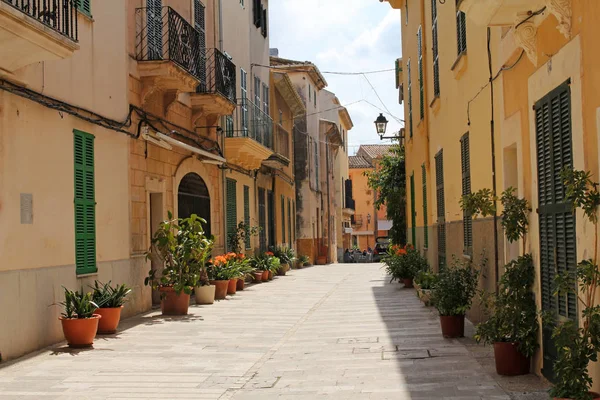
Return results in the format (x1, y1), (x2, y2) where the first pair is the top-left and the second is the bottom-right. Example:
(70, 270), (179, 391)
(156, 132), (226, 165)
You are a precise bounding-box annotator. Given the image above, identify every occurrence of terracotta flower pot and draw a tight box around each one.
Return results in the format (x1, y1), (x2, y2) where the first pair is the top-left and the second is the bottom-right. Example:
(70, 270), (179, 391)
(554, 393), (600, 400)
(60, 314), (101, 348)
(195, 285), (215, 305)
(277, 265), (286, 276)
(236, 278), (245, 291)
(253, 272), (263, 282)
(403, 278), (414, 288)
(493, 342), (530, 376)
(94, 307), (123, 334)
(227, 278), (238, 295)
(440, 315), (465, 338)
(210, 280), (229, 300)
(159, 287), (190, 315)
(268, 270), (274, 280)
(261, 270), (269, 281)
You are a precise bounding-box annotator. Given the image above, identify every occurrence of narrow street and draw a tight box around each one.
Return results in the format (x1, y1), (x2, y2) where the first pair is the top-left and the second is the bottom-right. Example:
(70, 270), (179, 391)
(0, 264), (543, 400)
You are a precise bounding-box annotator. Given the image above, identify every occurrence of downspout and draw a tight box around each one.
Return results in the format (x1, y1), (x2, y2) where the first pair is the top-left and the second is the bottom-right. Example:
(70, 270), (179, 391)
(221, 134), (227, 252)
(487, 27), (500, 290)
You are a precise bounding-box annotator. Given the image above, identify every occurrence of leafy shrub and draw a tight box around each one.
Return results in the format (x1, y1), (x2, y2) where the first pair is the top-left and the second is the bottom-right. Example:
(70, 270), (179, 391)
(431, 257), (479, 316)
(383, 244), (428, 282)
(59, 287), (98, 319)
(414, 270), (438, 290)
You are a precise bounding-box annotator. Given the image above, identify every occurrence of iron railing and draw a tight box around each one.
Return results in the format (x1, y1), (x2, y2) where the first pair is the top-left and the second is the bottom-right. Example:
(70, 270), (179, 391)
(275, 124), (290, 159)
(135, 6), (203, 82)
(2, 0), (78, 41)
(228, 97), (273, 149)
(196, 48), (236, 104)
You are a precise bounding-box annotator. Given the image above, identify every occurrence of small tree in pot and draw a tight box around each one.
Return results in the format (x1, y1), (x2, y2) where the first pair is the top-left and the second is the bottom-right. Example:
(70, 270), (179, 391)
(548, 169), (600, 400)
(431, 257), (479, 338)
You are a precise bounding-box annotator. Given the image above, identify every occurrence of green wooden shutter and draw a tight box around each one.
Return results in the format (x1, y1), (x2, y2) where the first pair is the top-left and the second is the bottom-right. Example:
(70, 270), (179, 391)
(267, 190), (275, 248)
(417, 26), (424, 120)
(407, 59), (413, 138)
(74, 130), (96, 275)
(287, 198), (292, 248)
(435, 150), (446, 271)
(226, 178), (237, 249)
(281, 195), (286, 244)
(258, 188), (266, 251)
(77, 0), (92, 17)
(431, 0), (440, 97)
(460, 133), (472, 255)
(243, 185), (250, 249)
(422, 164), (428, 249)
(410, 172), (416, 246)
(456, 10), (467, 55)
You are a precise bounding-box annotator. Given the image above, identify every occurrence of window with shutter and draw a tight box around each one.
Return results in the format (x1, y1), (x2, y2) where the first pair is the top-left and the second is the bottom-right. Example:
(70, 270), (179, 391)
(76, 0), (92, 17)
(74, 130), (96, 275)
(288, 198), (292, 248)
(267, 190), (275, 249)
(241, 69), (248, 135)
(422, 164), (428, 249)
(258, 188), (266, 251)
(456, 4), (467, 55)
(226, 178), (237, 250)
(147, 0), (163, 60)
(417, 26), (424, 120)
(535, 81), (576, 378)
(314, 141), (319, 191)
(435, 150), (446, 271)
(407, 59), (413, 138)
(244, 185), (251, 249)
(460, 133), (472, 255)
(281, 195), (286, 244)
(410, 172), (416, 246)
(194, 0), (207, 87)
(431, 0), (440, 97)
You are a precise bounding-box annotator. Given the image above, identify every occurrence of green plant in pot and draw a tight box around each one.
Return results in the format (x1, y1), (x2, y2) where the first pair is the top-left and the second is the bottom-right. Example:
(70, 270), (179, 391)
(399, 245), (428, 288)
(431, 256), (479, 338)
(91, 281), (131, 334)
(548, 169), (600, 400)
(58, 287), (100, 348)
(250, 253), (272, 281)
(195, 262), (216, 305)
(207, 253), (241, 299)
(383, 244), (406, 282)
(272, 247), (295, 272)
(414, 270), (438, 306)
(297, 254), (310, 268)
(145, 212), (213, 315)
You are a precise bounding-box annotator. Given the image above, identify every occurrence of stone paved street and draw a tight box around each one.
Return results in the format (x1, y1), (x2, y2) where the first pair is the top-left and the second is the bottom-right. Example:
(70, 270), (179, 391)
(0, 264), (543, 399)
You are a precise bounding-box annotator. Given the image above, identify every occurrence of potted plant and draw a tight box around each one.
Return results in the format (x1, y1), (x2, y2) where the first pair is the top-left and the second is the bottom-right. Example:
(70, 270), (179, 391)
(431, 257), (479, 338)
(548, 170), (600, 400)
(383, 244), (406, 283)
(195, 264), (215, 305)
(235, 258), (254, 291)
(91, 281), (131, 334)
(414, 270), (438, 306)
(58, 287), (101, 348)
(208, 253), (238, 299)
(249, 253), (271, 281)
(270, 256), (281, 279)
(399, 245), (428, 288)
(273, 247), (295, 274)
(145, 213), (212, 315)
(297, 254), (310, 269)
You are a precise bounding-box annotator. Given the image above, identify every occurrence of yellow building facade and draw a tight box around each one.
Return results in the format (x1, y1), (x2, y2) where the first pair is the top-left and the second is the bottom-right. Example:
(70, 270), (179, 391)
(384, 0), (600, 385)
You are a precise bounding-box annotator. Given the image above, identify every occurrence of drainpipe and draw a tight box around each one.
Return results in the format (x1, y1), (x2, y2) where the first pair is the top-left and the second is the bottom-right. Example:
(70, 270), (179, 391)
(221, 133), (227, 253)
(217, 0), (223, 51)
(487, 27), (500, 290)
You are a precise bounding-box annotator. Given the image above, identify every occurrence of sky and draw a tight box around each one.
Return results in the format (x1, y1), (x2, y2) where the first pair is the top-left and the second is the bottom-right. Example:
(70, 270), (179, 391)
(270, 0), (404, 155)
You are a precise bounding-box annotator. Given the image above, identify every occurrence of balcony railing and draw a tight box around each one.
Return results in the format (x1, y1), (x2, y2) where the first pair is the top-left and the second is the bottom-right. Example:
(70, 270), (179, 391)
(196, 48), (236, 104)
(135, 6), (203, 82)
(228, 97), (273, 149)
(2, 0), (78, 41)
(275, 124), (290, 159)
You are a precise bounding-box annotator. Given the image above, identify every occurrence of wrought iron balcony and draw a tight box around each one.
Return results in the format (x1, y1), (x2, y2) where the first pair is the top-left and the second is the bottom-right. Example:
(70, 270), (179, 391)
(135, 6), (203, 82)
(196, 48), (236, 104)
(228, 97), (274, 150)
(275, 123), (290, 159)
(2, 0), (78, 41)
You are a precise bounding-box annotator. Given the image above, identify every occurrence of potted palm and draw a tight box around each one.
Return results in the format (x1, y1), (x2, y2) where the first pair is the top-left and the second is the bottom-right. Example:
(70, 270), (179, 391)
(145, 213), (212, 315)
(273, 247), (295, 274)
(249, 253), (271, 281)
(548, 170), (600, 400)
(431, 257), (479, 338)
(58, 287), (101, 348)
(91, 281), (131, 334)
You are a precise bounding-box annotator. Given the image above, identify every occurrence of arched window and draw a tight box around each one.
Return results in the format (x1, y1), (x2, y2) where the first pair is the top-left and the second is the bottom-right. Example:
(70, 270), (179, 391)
(178, 173), (211, 237)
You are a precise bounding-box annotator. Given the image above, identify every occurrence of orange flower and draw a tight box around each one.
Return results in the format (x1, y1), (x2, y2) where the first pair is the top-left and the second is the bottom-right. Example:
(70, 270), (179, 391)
(397, 249), (407, 256)
(238, 253), (245, 259)
(265, 251), (274, 256)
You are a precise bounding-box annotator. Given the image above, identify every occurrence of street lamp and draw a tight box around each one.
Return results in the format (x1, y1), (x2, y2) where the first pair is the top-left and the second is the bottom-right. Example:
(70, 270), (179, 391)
(375, 114), (406, 146)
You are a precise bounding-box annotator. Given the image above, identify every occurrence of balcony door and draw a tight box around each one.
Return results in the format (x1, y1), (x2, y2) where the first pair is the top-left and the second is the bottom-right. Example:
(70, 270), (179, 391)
(147, 0), (163, 60)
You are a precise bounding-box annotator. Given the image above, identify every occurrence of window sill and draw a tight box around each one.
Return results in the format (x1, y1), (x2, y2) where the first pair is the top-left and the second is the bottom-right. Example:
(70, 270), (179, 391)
(429, 95), (440, 115)
(462, 253), (472, 261)
(76, 271), (98, 279)
(451, 51), (468, 80)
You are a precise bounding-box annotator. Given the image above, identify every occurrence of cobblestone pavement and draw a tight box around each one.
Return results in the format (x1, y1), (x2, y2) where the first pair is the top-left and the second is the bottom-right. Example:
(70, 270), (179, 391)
(0, 263), (547, 399)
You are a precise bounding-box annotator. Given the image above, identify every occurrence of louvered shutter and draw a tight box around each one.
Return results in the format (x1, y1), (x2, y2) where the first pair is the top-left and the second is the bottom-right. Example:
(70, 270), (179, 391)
(417, 26), (424, 120)
(431, 0), (440, 97)
(258, 188), (266, 251)
(395, 59), (400, 89)
(76, 0), (91, 17)
(226, 178), (237, 249)
(407, 59), (413, 138)
(456, 8), (467, 55)
(147, 0), (163, 60)
(261, 6), (268, 38)
(74, 130), (96, 275)
(280, 195), (286, 244)
(410, 173), (416, 246)
(460, 133), (472, 254)
(288, 199), (292, 248)
(267, 190), (275, 249)
(435, 150), (446, 271)
(244, 185), (251, 249)
(422, 164), (428, 248)
(194, 0), (207, 89)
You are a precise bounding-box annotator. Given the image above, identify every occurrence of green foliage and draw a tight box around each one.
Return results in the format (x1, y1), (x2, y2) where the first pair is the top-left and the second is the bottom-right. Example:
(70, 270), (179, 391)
(459, 188), (496, 219)
(414, 270), (438, 290)
(475, 254), (539, 357)
(383, 245), (428, 282)
(549, 169), (600, 399)
(271, 246), (296, 265)
(364, 145), (406, 245)
(59, 287), (98, 319)
(431, 257), (479, 316)
(500, 187), (531, 244)
(249, 253), (281, 273)
(145, 212), (213, 295)
(91, 281), (131, 308)
(297, 254), (310, 266)
(228, 222), (261, 253)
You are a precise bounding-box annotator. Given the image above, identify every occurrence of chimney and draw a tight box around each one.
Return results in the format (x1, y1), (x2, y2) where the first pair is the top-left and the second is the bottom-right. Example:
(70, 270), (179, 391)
(269, 48), (279, 57)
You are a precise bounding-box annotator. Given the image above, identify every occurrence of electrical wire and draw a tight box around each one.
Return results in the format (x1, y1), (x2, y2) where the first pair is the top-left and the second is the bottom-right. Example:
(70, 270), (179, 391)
(362, 74), (404, 124)
(252, 63), (394, 75)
